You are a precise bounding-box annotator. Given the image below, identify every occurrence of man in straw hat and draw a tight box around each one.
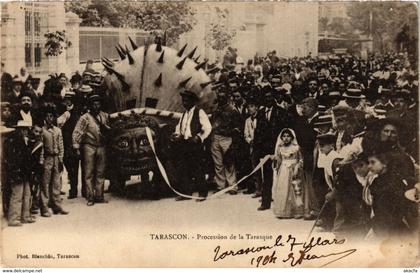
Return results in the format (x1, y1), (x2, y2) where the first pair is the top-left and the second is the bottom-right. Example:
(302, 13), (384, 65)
(5, 120), (35, 226)
(171, 90), (212, 201)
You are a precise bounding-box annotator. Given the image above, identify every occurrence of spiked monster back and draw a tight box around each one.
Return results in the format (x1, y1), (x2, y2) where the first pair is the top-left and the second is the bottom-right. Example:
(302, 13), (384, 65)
(102, 38), (218, 115)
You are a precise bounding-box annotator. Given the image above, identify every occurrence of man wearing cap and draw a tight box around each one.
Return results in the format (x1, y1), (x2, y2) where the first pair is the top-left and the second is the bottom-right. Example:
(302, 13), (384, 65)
(339, 88), (366, 109)
(171, 90), (212, 201)
(72, 94), (109, 206)
(6, 76), (23, 106)
(5, 120), (34, 226)
(210, 90), (241, 194)
(58, 91), (82, 199)
(293, 97), (320, 219)
(74, 84), (93, 114)
(40, 106), (68, 216)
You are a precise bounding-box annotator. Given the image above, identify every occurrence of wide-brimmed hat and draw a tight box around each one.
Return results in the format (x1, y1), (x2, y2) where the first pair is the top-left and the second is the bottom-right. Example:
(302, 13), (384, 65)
(12, 120), (32, 128)
(328, 91), (341, 98)
(405, 184), (420, 203)
(314, 114), (333, 127)
(180, 90), (199, 101)
(88, 94), (101, 103)
(12, 76), (22, 84)
(79, 85), (93, 93)
(343, 88), (365, 99)
(64, 91), (76, 99)
(340, 151), (367, 165)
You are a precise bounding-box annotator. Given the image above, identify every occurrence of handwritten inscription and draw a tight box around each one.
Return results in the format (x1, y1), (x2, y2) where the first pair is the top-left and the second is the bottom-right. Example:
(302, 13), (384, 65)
(213, 234), (356, 267)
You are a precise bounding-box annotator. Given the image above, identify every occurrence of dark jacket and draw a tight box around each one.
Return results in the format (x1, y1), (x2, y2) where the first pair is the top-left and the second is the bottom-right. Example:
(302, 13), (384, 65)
(369, 172), (409, 235)
(4, 131), (32, 183)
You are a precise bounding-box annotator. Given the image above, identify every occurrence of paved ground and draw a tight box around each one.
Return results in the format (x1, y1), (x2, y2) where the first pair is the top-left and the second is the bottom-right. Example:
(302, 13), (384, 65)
(1, 174), (416, 268)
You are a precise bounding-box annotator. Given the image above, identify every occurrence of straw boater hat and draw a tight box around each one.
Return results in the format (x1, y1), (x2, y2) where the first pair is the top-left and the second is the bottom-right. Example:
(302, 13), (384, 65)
(343, 88), (365, 99)
(314, 114), (333, 127)
(79, 85), (93, 93)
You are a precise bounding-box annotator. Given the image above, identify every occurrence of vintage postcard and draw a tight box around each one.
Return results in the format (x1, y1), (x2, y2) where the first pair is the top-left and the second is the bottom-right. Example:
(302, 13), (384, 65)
(1, 0), (419, 269)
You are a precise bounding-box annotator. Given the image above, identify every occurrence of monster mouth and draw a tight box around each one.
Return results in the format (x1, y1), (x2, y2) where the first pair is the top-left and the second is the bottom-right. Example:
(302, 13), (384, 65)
(119, 158), (157, 174)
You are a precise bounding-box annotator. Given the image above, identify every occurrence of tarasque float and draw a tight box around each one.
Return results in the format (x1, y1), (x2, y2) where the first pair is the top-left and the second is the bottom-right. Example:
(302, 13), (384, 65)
(101, 37), (218, 197)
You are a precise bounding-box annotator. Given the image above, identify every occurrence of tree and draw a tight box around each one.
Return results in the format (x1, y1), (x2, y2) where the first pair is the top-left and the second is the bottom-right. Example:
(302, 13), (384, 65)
(65, 1), (196, 45)
(347, 2), (418, 53)
(44, 30), (72, 56)
(206, 7), (236, 51)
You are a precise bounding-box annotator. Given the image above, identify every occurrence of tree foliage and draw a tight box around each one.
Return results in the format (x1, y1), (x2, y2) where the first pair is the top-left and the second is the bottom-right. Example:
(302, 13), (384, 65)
(44, 30), (72, 56)
(206, 7), (236, 51)
(347, 2), (418, 53)
(65, 1), (196, 45)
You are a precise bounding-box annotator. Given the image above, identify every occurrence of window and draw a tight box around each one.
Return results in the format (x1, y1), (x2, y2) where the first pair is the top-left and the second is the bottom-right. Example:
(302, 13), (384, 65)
(35, 43), (41, 67)
(25, 43), (32, 68)
(25, 10), (32, 36)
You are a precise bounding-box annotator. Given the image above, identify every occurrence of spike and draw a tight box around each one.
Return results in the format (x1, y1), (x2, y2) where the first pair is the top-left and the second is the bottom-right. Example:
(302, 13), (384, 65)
(155, 73), (162, 87)
(195, 60), (208, 70)
(207, 67), (220, 74)
(156, 38), (162, 52)
(178, 76), (192, 88)
(102, 58), (113, 67)
(125, 45), (134, 65)
(157, 50), (165, 63)
(194, 55), (201, 63)
(211, 83), (224, 90)
(128, 36), (138, 50)
(103, 64), (114, 74)
(162, 30), (167, 46)
(200, 81), (212, 89)
(103, 57), (114, 65)
(176, 56), (187, 70)
(187, 46), (197, 58)
(116, 46), (126, 60)
(177, 44), (187, 57)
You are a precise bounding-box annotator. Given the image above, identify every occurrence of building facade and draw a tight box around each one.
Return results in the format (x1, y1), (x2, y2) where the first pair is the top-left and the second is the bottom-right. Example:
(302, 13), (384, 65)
(180, 2), (319, 63)
(1, 2), (81, 77)
(1, 2), (319, 78)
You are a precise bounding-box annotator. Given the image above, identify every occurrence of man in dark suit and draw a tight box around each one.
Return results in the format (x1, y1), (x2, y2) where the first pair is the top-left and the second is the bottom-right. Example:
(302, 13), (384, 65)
(293, 97), (320, 219)
(171, 90), (212, 201)
(232, 88), (251, 189)
(258, 88), (291, 211)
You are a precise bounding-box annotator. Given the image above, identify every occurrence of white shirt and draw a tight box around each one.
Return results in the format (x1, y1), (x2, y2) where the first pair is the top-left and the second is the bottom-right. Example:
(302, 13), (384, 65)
(265, 107), (273, 121)
(20, 110), (32, 124)
(244, 115), (257, 144)
(175, 106), (212, 142)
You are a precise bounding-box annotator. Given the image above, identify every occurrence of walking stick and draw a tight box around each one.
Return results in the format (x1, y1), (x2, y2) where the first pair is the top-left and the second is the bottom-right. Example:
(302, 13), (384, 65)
(306, 200), (328, 241)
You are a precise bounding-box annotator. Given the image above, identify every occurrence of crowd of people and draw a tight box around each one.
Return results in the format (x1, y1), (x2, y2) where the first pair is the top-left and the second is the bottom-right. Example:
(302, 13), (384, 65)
(1, 49), (419, 241)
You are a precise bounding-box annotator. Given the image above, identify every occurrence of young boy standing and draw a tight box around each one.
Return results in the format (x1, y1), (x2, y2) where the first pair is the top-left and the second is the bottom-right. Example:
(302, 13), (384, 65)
(40, 106), (68, 217)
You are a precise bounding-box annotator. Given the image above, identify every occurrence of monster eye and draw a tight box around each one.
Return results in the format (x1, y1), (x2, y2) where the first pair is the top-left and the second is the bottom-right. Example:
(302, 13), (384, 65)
(138, 138), (149, 146)
(118, 138), (129, 149)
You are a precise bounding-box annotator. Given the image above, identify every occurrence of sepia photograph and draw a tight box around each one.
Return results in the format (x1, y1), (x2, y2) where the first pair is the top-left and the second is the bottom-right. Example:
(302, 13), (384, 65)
(0, 0), (419, 269)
